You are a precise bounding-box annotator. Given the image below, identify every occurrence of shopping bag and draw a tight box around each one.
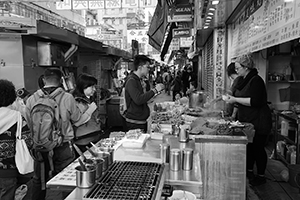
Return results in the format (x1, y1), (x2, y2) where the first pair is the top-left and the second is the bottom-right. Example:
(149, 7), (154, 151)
(15, 127), (34, 175)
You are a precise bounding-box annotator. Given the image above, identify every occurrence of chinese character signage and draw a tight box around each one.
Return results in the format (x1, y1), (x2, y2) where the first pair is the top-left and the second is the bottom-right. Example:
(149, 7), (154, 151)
(127, 29), (148, 44)
(56, 0), (155, 10)
(230, 0), (300, 58)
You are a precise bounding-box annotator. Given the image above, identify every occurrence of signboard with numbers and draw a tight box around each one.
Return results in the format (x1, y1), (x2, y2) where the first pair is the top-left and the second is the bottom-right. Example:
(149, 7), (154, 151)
(230, 0), (300, 58)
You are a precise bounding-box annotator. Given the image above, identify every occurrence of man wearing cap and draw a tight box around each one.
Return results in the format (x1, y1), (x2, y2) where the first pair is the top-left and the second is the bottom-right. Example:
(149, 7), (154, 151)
(25, 67), (97, 200)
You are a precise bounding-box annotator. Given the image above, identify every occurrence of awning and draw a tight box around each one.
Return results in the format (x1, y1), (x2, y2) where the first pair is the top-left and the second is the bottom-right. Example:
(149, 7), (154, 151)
(196, 28), (213, 47)
(78, 35), (104, 52)
(35, 20), (78, 44)
(160, 22), (177, 61)
(147, 1), (169, 51)
(33, 20), (131, 59)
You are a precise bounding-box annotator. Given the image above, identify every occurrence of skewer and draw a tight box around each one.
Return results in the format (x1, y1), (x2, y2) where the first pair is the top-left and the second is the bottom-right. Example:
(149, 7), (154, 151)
(73, 143), (87, 161)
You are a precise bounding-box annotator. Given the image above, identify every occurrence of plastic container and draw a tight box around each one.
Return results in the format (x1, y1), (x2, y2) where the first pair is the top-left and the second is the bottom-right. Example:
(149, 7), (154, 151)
(291, 151), (297, 165)
(75, 165), (96, 188)
(281, 120), (289, 136)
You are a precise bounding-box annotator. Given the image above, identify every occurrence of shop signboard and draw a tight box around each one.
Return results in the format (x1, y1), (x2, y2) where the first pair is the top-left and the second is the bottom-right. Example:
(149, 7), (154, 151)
(56, 0), (156, 10)
(167, 4), (193, 22)
(173, 28), (191, 38)
(231, 0), (300, 58)
(180, 36), (193, 48)
(169, 38), (180, 51)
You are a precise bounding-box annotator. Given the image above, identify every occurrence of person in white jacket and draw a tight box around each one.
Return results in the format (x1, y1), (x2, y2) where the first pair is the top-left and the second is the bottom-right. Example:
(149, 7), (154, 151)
(0, 79), (32, 200)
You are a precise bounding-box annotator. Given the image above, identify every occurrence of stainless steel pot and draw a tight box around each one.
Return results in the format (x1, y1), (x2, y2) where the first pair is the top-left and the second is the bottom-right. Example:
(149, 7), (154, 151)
(189, 91), (207, 108)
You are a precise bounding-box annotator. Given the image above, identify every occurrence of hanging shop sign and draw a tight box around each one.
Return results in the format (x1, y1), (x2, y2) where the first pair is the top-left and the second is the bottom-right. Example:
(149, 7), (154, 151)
(167, 4), (193, 22)
(173, 28), (191, 38)
(169, 38), (180, 51)
(231, 0), (300, 58)
(180, 36), (193, 48)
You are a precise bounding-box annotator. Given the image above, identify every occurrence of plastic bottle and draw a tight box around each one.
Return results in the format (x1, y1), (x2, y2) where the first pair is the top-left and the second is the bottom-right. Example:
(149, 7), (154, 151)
(291, 151), (297, 164)
(285, 65), (292, 81)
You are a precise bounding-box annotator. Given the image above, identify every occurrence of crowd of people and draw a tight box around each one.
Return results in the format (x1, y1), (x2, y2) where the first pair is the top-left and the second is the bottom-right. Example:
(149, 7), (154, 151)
(153, 65), (198, 101)
(0, 67), (104, 199)
(0, 54), (166, 200)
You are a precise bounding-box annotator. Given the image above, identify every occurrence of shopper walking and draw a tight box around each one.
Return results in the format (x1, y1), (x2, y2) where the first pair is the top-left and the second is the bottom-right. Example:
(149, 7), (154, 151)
(224, 54), (272, 186)
(171, 71), (182, 101)
(25, 68), (97, 200)
(124, 55), (164, 132)
(0, 79), (32, 200)
(72, 73), (103, 153)
(181, 66), (190, 96)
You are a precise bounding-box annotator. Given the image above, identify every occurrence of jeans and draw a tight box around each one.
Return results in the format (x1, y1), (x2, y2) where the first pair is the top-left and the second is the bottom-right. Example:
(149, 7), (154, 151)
(0, 177), (17, 200)
(31, 142), (75, 200)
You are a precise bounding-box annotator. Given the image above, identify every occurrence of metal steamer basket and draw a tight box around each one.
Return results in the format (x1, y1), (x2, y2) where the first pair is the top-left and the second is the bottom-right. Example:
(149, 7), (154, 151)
(83, 161), (165, 200)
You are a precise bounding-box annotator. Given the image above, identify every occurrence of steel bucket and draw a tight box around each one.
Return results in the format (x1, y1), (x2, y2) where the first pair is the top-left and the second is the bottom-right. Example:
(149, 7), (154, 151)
(189, 91), (207, 108)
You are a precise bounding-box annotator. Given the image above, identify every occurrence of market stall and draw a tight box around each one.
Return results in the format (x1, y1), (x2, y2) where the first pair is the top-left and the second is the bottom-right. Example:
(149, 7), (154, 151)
(47, 98), (253, 200)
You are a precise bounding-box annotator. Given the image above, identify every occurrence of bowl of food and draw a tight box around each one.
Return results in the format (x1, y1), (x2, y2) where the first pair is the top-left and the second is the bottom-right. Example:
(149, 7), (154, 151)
(168, 190), (196, 200)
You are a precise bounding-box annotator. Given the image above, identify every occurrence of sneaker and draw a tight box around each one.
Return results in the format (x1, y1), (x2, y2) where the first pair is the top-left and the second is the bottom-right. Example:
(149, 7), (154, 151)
(250, 175), (266, 186)
(246, 170), (255, 181)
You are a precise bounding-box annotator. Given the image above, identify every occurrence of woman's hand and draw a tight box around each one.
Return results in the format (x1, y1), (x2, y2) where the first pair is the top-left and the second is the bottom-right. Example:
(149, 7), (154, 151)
(224, 95), (236, 104)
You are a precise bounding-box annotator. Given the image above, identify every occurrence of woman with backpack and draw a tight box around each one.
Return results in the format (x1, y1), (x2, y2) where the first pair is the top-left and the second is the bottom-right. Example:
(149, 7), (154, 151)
(0, 79), (32, 200)
(72, 73), (102, 153)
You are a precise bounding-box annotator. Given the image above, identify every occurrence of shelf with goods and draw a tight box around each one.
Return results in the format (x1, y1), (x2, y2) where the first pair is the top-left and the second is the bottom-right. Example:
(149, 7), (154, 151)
(266, 41), (300, 111)
(274, 111), (299, 165)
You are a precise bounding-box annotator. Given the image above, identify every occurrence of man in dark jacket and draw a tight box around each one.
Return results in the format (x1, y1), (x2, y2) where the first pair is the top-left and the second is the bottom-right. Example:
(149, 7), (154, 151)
(124, 55), (164, 132)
